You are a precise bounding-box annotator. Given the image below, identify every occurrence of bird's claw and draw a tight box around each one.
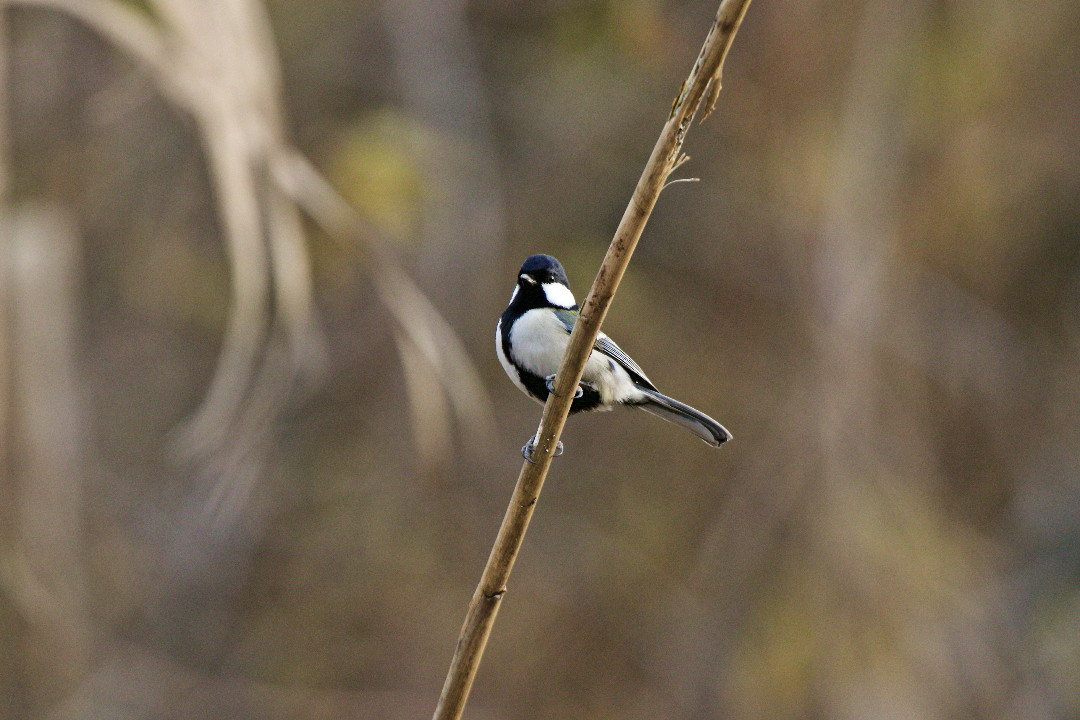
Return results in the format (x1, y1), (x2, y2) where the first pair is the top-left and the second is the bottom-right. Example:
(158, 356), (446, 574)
(521, 437), (565, 464)
(544, 374), (585, 399)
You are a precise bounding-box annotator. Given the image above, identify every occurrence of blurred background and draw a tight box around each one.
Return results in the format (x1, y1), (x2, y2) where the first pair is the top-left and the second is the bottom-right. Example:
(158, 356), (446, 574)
(1, 0), (1078, 718)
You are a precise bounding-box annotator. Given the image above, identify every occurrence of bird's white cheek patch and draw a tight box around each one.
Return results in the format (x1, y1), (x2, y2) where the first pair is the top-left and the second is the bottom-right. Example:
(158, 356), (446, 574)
(541, 282), (576, 309)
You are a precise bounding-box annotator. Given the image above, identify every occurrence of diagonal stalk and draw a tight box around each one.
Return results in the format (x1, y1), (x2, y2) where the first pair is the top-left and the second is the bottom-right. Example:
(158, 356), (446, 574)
(432, 2), (754, 718)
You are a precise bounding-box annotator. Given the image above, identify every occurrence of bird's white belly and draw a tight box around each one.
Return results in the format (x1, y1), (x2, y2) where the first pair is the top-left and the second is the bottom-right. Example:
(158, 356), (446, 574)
(505, 310), (644, 408)
(508, 309), (570, 377)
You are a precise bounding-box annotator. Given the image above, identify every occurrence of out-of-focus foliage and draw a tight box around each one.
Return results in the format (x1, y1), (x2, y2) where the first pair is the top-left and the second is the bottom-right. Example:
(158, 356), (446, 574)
(0, 1), (1078, 719)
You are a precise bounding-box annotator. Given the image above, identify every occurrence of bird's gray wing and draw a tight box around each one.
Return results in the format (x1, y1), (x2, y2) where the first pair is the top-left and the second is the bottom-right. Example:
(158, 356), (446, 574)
(552, 308), (656, 390)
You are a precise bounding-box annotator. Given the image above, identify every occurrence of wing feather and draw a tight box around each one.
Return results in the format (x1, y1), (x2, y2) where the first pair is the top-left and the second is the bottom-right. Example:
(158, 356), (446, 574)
(552, 309), (656, 390)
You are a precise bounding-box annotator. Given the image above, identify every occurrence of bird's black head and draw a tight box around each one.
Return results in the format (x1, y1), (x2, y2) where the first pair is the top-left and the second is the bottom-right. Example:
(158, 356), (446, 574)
(508, 254), (577, 310)
(518, 254), (570, 287)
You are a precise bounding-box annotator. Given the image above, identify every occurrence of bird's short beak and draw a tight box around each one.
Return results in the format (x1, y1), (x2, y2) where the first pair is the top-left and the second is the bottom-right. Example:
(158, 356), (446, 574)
(519, 274), (537, 285)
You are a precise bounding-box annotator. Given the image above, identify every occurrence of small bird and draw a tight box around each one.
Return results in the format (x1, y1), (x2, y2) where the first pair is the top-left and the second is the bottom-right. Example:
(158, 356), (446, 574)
(496, 254), (732, 460)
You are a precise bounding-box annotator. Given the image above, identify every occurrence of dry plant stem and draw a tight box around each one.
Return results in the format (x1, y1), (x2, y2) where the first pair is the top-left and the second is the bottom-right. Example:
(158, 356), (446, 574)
(432, 1), (752, 719)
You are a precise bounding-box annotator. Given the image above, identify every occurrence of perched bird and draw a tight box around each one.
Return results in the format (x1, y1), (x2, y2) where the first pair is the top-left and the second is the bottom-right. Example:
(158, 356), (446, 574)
(496, 254), (732, 460)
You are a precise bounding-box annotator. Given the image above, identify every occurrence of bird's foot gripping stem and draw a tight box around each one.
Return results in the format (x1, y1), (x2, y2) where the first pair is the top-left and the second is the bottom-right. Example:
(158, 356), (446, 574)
(544, 374), (592, 399)
(522, 434), (564, 464)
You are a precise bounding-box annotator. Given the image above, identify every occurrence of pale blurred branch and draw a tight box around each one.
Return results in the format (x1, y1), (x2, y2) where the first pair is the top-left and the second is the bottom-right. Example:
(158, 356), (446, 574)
(2, 0), (491, 474)
(431, 2), (753, 718)
(271, 151), (496, 461)
(3, 0), (320, 460)
(393, 327), (454, 473)
(2, 204), (91, 713)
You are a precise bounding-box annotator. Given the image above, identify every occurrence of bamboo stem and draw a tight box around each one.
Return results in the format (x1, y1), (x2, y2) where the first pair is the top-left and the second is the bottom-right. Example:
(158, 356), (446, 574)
(432, 2), (753, 718)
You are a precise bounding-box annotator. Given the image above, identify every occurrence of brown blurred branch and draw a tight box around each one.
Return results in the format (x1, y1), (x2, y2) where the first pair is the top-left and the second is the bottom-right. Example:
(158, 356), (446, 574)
(431, 1), (752, 718)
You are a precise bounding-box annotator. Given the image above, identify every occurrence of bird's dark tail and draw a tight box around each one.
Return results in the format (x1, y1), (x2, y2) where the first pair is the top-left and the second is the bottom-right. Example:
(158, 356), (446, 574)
(635, 388), (732, 447)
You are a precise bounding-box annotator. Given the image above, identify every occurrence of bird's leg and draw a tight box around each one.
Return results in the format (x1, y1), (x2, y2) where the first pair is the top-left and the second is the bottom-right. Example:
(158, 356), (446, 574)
(521, 433), (564, 463)
(544, 374), (584, 399)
